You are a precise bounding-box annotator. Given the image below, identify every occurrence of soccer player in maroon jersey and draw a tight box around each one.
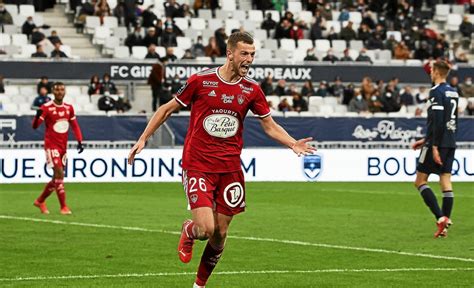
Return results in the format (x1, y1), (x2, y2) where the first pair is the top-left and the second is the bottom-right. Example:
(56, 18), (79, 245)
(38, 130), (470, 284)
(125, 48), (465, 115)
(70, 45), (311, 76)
(32, 82), (84, 215)
(128, 32), (315, 287)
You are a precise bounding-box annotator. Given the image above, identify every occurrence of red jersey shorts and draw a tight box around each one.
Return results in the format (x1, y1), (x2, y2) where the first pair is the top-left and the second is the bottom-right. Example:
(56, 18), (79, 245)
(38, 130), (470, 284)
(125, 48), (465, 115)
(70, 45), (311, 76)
(182, 169), (246, 216)
(45, 148), (67, 169)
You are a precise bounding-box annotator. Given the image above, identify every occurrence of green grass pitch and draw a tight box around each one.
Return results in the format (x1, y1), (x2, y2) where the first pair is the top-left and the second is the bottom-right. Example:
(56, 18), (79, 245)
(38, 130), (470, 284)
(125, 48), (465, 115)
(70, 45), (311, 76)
(1, 182), (473, 287)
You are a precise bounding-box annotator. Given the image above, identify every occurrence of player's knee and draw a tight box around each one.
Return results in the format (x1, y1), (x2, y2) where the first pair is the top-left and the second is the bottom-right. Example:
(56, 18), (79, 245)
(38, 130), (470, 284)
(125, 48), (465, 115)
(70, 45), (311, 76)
(213, 225), (228, 242)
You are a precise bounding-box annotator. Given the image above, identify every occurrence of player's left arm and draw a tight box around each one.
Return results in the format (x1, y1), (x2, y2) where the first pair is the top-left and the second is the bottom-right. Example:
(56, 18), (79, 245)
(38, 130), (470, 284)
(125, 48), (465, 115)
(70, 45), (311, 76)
(69, 106), (84, 153)
(259, 115), (316, 156)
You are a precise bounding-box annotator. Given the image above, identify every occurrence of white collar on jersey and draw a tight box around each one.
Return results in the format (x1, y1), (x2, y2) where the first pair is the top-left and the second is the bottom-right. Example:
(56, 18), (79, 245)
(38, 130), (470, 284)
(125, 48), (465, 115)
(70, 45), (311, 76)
(215, 67), (242, 85)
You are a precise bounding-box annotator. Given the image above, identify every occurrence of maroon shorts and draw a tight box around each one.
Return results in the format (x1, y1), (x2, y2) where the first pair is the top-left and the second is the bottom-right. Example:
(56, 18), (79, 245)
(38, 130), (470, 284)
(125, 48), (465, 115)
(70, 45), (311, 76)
(182, 169), (246, 216)
(45, 148), (67, 169)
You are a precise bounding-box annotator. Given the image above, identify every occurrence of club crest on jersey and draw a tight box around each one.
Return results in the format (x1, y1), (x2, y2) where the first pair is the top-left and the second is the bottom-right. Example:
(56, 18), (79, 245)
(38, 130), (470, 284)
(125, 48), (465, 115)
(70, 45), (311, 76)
(221, 94), (234, 104)
(190, 194), (198, 204)
(58, 111), (65, 117)
(303, 154), (322, 181)
(237, 94), (245, 105)
(208, 90), (216, 97)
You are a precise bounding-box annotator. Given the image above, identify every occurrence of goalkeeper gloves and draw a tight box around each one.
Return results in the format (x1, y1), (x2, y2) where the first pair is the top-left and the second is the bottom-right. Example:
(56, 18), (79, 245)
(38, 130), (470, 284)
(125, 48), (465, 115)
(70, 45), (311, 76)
(77, 142), (84, 154)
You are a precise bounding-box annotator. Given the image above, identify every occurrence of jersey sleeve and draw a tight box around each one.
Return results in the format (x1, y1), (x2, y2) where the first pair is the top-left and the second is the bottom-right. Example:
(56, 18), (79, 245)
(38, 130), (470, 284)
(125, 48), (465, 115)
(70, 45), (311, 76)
(430, 90), (445, 146)
(250, 86), (271, 118)
(32, 104), (47, 128)
(69, 105), (83, 142)
(174, 74), (199, 107)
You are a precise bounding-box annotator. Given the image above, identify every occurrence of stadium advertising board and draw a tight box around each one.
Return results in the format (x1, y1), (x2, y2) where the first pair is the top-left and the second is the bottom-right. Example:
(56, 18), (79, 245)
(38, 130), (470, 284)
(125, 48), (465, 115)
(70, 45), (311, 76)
(1, 149), (472, 183)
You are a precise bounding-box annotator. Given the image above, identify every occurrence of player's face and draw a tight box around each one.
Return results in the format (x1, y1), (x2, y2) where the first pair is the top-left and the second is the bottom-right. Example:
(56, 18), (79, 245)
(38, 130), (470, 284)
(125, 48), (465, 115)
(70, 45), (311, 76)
(53, 85), (66, 102)
(230, 42), (256, 77)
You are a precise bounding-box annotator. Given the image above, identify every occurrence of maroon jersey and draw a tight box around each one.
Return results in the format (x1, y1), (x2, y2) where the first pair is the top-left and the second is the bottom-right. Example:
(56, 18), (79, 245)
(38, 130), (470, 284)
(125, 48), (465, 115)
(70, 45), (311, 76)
(175, 67), (271, 173)
(36, 101), (83, 150)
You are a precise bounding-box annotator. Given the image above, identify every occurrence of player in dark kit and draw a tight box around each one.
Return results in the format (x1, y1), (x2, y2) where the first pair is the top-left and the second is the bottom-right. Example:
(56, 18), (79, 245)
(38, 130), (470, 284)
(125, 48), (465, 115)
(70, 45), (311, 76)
(128, 32), (316, 287)
(32, 82), (84, 215)
(412, 61), (458, 238)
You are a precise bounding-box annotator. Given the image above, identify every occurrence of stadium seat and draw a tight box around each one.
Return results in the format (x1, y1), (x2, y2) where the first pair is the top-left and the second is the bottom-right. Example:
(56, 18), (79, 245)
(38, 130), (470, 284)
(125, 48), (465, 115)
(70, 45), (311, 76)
(331, 11), (340, 21)
(103, 16), (118, 29)
(280, 39), (296, 51)
(232, 10), (246, 21)
(266, 10), (281, 22)
(214, 10), (228, 20)
(451, 5), (465, 15)
(292, 48), (307, 61)
(112, 26), (128, 42)
(103, 37), (119, 55)
(287, 1), (302, 13)
(331, 40), (346, 52)
(93, 26), (111, 45)
(248, 10), (264, 23)
(225, 19), (241, 35)
(176, 36), (192, 50)
(274, 49), (290, 60)
(85, 16), (101, 34)
(390, 59), (405, 65)
(446, 14), (463, 31)
(255, 48), (272, 61)
(349, 11), (362, 24)
(208, 19), (223, 31)
(12, 14), (26, 27)
(242, 21), (257, 32)
(4, 4), (18, 15)
(297, 11), (313, 24)
(190, 18), (206, 30)
(21, 44), (36, 57)
(386, 31), (402, 42)
(132, 46), (147, 59)
(19, 86), (34, 97)
(113, 46), (130, 59)
(323, 97), (338, 105)
(377, 49), (392, 61)
(264, 38), (278, 50)
(434, 4), (450, 22)
(155, 46), (166, 58)
(67, 86), (82, 97)
(19, 4), (35, 17)
(325, 21), (341, 33)
(252, 29), (267, 41)
(283, 111), (300, 117)
(0, 34), (11, 46)
(349, 40), (363, 51)
(406, 59), (422, 66)
(315, 39), (331, 52)
(297, 39), (313, 51)
(221, 0), (236, 11)
(3, 25), (18, 35)
(2, 103), (18, 113)
(309, 96), (323, 107)
(319, 105), (335, 115)
(33, 14), (44, 26)
(334, 105), (348, 114)
(3, 45), (20, 56)
(60, 45), (72, 58)
(173, 17), (189, 31)
(198, 9), (213, 20)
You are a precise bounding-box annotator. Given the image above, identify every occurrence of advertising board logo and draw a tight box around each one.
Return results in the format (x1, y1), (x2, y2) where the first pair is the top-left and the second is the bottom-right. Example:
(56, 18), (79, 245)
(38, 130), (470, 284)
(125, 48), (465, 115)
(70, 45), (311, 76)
(303, 154), (322, 181)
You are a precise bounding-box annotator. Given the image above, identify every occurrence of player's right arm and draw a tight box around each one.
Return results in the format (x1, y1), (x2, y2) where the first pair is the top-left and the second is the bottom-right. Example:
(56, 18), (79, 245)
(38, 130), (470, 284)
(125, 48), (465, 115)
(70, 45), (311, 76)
(32, 106), (46, 129)
(128, 99), (181, 164)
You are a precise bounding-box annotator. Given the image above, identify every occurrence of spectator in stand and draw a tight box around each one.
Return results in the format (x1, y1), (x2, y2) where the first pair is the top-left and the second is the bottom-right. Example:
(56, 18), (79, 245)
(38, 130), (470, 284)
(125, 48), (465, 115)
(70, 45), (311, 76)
(274, 19), (292, 39)
(88, 75), (102, 96)
(100, 73), (118, 94)
(367, 93), (384, 113)
(367, 33), (385, 50)
(326, 26), (338, 41)
(143, 26), (160, 47)
(460, 76), (474, 98)
(260, 74), (274, 95)
(361, 76), (376, 99)
(414, 41), (431, 60)
(154, 19), (164, 38)
(164, 0), (180, 18)
(160, 47), (178, 63)
(254, 0), (274, 11)
(278, 98), (292, 112)
(77, 0), (96, 24)
(340, 21), (357, 42)
(340, 49), (353, 61)
(267, 100), (276, 112)
(322, 49), (339, 63)
(180, 4), (194, 18)
(214, 27), (227, 55)
(125, 26), (145, 52)
(319, 3), (332, 20)
(356, 48), (372, 63)
(285, 84), (298, 96)
(292, 93), (308, 112)
(460, 16), (473, 38)
(31, 27), (46, 45)
(381, 80), (400, 112)
(37, 76), (52, 94)
(48, 30), (62, 45)
(261, 12), (277, 38)
(0, 75), (4, 93)
(290, 23), (304, 40)
(142, 5), (158, 28)
(31, 45), (48, 58)
(449, 76), (463, 98)
(22, 16), (37, 38)
(204, 36), (221, 58)
(170, 75), (182, 96)
(455, 52), (468, 63)
(31, 87), (51, 110)
(330, 76), (345, 99)
(95, 0), (111, 22)
(393, 41), (411, 60)
(50, 42), (68, 58)
(0, 3), (13, 25)
(161, 23), (178, 47)
(361, 11), (376, 29)
(148, 60), (166, 111)
(432, 42), (445, 59)
(348, 89), (369, 113)
(416, 86), (429, 103)
(274, 79), (287, 96)
(191, 35), (205, 57)
(281, 11), (295, 24)
(182, 49), (194, 60)
(342, 83), (355, 105)
(300, 80), (315, 97)
(315, 81), (329, 97)
(145, 44), (161, 59)
(303, 48), (318, 61)
(309, 18), (323, 41)
(357, 23), (372, 44)
(384, 35), (398, 53)
(400, 86), (415, 106)
(112, 0), (137, 28)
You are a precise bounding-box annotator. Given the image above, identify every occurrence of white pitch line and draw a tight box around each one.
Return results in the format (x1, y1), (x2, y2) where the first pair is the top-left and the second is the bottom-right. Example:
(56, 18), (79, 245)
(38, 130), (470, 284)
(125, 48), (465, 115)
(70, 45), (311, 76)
(1, 268), (473, 282)
(1, 215), (474, 263)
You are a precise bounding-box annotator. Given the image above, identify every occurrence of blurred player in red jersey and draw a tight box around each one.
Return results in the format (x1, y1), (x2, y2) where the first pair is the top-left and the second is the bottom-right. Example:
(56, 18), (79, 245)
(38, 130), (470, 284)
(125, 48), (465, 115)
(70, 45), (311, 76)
(32, 82), (84, 215)
(128, 32), (315, 288)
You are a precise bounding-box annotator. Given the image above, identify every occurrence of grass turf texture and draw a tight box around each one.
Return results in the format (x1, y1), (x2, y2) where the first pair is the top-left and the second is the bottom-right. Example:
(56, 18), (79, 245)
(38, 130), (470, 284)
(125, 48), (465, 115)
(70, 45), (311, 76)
(0, 182), (473, 287)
